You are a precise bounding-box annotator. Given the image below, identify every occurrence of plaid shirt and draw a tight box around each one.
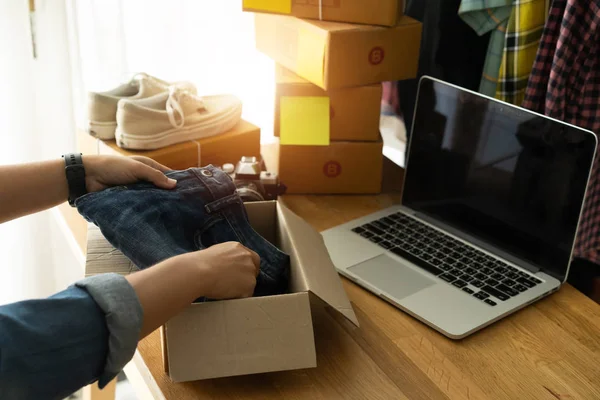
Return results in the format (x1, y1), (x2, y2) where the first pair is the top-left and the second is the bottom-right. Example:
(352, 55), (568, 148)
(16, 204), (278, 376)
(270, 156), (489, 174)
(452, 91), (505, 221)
(459, 0), (548, 104)
(522, 0), (600, 263)
(496, 0), (549, 104)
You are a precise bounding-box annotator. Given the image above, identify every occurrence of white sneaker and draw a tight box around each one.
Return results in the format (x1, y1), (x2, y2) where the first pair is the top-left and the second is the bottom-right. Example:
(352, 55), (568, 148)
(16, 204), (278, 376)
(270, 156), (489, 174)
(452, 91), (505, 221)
(115, 88), (242, 150)
(86, 73), (194, 140)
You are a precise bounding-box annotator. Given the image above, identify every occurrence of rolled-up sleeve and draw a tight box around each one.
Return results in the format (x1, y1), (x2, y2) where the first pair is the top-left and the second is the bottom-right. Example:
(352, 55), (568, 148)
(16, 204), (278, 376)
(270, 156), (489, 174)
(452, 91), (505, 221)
(75, 273), (143, 387)
(0, 273), (143, 400)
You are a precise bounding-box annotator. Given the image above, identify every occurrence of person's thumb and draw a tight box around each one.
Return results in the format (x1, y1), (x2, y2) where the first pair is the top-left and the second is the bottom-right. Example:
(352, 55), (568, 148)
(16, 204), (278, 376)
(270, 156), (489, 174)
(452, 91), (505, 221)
(135, 162), (177, 189)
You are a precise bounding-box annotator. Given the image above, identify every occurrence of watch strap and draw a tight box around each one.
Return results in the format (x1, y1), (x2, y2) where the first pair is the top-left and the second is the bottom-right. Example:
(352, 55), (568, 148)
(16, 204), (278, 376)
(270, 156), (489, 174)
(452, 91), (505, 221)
(63, 153), (87, 206)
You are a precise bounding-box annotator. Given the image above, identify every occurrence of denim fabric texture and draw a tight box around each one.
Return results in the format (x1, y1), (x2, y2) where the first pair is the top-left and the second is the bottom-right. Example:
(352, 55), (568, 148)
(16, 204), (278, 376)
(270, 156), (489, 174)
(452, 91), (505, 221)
(0, 273), (142, 400)
(76, 165), (290, 297)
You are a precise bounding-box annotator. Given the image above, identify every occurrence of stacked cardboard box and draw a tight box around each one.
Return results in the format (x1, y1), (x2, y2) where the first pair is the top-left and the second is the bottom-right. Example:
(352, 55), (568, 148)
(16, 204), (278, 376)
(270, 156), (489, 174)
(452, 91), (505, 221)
(251, 5), (422, 194)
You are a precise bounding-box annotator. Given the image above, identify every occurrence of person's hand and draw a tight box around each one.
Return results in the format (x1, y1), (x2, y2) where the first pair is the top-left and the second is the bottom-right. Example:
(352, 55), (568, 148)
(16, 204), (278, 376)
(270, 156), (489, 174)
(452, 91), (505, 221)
(184, 242), (261, 299)
(83, 155), (177, 193)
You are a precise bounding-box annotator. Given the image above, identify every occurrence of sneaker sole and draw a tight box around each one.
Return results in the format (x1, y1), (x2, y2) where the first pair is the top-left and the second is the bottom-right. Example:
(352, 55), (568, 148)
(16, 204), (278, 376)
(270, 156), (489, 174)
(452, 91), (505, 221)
(115, 104), (242, 150)
(87, 120), (117, 140)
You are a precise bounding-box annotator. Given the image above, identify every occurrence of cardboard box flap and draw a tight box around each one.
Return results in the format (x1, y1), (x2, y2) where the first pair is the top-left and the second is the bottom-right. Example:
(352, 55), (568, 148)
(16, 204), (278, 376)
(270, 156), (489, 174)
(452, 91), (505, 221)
(277, 202), (359, 326)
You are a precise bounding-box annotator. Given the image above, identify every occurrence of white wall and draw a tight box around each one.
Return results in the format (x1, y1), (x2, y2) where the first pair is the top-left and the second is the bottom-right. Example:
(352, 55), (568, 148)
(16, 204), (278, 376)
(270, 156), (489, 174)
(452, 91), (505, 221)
(0, 0), (82, 304)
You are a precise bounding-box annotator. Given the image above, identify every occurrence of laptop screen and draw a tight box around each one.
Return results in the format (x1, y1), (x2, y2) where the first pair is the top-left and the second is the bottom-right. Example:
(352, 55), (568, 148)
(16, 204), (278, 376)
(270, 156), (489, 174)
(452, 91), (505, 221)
(403, 77), (597, 280)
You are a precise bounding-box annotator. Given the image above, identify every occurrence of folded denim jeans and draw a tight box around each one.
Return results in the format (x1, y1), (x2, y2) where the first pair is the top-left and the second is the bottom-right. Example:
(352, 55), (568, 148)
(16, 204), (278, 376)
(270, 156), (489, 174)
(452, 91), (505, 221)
(76, 165), (290, 297)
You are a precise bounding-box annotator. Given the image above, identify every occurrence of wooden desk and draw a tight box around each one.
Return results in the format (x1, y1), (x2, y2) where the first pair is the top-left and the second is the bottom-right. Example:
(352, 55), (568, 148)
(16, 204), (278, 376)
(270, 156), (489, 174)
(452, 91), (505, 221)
(124, 194), (600, 400)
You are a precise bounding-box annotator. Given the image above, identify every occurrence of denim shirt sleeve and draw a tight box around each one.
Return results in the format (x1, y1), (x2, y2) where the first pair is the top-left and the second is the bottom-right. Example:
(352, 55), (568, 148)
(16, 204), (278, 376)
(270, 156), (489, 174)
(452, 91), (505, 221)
(0, 273), (143, 400)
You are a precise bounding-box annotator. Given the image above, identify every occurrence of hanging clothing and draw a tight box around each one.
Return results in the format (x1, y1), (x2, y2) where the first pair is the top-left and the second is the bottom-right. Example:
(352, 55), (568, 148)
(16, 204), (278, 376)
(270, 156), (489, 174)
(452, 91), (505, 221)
(496, 0), (549, 104)
(522, 0), (600, 263)
(459, 0), (513, 97)
(397, 0), (491, 136)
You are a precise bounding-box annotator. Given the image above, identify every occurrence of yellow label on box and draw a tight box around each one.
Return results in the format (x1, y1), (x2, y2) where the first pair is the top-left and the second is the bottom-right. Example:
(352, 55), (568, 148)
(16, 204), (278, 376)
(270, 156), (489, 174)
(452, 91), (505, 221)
(243, 0), (291, 14)
(297, 28), (326, 87)
(280, 96), (330, 146)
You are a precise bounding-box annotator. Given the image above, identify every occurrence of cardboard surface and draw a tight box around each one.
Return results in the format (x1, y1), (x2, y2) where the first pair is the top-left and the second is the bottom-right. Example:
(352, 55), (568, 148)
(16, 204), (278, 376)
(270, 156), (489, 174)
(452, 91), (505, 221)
(166, 293), (316, 382)
(244, 0), (403, 27)
(278, 139), (384, 194)
(255, 14), (422, 90)
(98, 120), (261, 170)
(84, 201), (357, 382)
(275, 65), (381, 142)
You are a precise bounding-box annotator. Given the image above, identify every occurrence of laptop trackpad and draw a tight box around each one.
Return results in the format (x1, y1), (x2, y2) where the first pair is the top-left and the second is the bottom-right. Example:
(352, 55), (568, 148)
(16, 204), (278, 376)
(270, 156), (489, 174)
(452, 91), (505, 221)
(348, 254), (436, 300)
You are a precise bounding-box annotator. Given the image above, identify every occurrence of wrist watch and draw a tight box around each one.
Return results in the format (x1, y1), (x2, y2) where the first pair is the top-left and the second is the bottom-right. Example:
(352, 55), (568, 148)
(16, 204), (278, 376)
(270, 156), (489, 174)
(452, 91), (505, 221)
(62, 153), (87, 206)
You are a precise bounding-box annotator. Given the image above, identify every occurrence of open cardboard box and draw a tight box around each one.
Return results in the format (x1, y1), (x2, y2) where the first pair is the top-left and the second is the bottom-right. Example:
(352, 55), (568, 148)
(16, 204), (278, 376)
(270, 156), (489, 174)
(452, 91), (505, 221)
(85, 200), (358, 382)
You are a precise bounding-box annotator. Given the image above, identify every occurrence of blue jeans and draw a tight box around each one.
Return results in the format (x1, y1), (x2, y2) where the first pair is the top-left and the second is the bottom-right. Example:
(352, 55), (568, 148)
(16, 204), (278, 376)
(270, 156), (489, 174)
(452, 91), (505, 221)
(76, 165), (290, 297)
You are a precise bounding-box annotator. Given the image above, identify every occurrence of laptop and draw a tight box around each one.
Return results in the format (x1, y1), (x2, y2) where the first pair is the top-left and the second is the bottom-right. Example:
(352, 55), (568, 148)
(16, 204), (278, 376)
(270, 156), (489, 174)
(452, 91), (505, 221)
(322, 76), (598, 339)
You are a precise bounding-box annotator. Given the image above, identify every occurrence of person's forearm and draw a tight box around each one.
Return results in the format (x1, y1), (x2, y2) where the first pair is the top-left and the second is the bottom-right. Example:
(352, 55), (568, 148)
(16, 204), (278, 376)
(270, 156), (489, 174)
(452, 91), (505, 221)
(125, 254), (210, 339)
(0, 159), (68, 223)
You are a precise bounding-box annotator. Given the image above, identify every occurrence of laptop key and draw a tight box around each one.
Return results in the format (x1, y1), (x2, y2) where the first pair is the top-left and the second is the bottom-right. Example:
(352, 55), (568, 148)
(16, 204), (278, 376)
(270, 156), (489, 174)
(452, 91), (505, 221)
(440, 264), (453, 271)
(462, 287), (475, 295)
(474, 273), (487, 281)
(389, 247), (444, 276)
(439, 273), (457, 283)
(369, 236), (383, 244)
(381, 217), (395, 225)
(507, 272), (520, 280)
(364, 224), (385, 236)
(494, 266), (507, 274)
(502, 279), (516, 287)
(516, 277), (536, 288)
(352, 227), (365, 234)
(379, 241), (393, 250)
(481, 267), (494, 275)
(496, 284), (519, 297)
(482, 285), (510, 301)
(449, 268), (463, 276)
(446, 258), (458, 265)
(461, 274), (475, 282)
(531, 277), (543, 284)
(514, 284), (528, 292)
(411, 249), (423, 256)
(421, 254), (433, 261)
(471, 280), (484, 288)
(464, 267), (477, 275)
(485, 278), (499, 287)
(474, 291), (489, 300)
(372, 221), (387, 230)
(431, 258), (442, 266)
(450, 251), (462, 259)
(460, 257), (471, 264)
(360, 231), (374, 239)
(455, 262), (468, 270)
(491, 273), (504, 281)
(452, 280), (468, 289)
(484, 299), (497, 306)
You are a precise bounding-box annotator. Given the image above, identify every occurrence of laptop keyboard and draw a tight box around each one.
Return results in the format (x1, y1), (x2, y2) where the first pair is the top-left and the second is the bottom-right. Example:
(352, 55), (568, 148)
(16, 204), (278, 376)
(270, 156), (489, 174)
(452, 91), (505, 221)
(351, 212), (543, 306)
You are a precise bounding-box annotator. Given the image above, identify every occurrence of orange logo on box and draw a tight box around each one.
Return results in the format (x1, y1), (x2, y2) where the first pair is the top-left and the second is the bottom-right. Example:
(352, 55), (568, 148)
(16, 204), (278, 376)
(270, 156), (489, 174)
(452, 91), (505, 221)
(323, 161), (342, 178)
(369, 47), (385, 65)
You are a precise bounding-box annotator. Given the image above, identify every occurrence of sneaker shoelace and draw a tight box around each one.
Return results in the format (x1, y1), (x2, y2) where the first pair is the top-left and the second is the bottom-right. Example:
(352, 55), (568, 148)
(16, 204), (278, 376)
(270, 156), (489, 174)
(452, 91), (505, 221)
(166, 87), (204, 129)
